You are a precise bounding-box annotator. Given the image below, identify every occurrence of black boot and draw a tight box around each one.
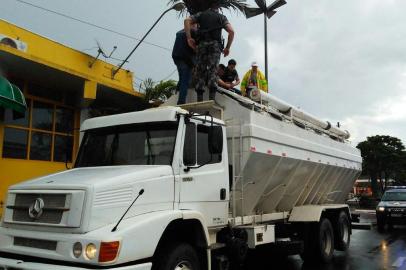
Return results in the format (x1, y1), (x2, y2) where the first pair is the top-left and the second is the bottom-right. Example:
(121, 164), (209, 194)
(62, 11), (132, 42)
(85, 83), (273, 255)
(209, 91), (216, 101)
(197, 93), (204, 102)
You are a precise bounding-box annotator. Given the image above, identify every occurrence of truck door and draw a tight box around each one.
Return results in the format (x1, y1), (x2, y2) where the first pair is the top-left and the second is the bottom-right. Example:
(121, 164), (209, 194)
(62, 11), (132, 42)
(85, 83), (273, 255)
(178, 120), (229, 227)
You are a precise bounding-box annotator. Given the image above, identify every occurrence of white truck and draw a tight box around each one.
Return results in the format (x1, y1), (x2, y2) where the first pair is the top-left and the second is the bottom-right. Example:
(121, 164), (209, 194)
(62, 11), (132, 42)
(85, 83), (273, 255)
(0, 89), (362, 270)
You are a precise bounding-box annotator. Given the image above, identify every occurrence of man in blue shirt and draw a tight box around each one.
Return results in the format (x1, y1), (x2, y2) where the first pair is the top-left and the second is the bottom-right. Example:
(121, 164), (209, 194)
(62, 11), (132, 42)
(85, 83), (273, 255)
(172, 25), (197, 105)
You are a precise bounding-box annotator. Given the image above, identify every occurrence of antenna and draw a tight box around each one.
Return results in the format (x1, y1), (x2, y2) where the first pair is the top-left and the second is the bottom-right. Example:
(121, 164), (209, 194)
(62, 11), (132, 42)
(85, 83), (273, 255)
(88, 40), (118, 68)
(111, 189), (145, 232)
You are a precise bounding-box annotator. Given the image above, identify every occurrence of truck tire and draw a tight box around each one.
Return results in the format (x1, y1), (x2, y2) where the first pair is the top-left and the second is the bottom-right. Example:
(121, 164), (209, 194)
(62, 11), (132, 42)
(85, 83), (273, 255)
(334, 211), (351, 251)
(301, 218), (335, 264)
(153, 242), (200, 270)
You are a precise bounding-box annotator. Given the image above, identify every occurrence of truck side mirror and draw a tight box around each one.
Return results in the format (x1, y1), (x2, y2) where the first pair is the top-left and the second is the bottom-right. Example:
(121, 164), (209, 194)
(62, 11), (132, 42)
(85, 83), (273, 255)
(209, 126), (223, 155)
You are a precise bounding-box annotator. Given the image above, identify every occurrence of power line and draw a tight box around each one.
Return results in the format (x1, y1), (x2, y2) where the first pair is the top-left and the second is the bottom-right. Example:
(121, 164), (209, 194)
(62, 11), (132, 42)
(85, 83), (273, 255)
(13, 0), (172, 52)
(134, 76), (145, 82)
(160, 69), (177, 81)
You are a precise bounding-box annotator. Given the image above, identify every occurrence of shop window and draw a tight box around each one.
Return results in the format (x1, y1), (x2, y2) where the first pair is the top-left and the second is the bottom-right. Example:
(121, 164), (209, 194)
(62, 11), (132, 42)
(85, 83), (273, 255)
(4, 99), (30, 127)
(30, 132), (52, 161)
(32, 101), (53, 131)
(2, 128), (28, 159)
(2, 80), (76, 163)
(54, 135), (73, 162)
(55, 107), (74, 133)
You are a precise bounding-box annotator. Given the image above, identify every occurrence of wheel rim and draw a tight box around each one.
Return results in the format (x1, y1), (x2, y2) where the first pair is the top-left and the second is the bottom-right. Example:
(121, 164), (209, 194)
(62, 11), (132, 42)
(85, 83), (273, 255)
(322, 228), (333, 254)
(174, 260), (193, 270)
(341, 219), (349, 244)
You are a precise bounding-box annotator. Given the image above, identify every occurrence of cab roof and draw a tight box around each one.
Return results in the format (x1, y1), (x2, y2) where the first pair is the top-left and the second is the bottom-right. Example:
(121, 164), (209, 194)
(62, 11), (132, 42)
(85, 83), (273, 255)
(81, 106), (224, 131)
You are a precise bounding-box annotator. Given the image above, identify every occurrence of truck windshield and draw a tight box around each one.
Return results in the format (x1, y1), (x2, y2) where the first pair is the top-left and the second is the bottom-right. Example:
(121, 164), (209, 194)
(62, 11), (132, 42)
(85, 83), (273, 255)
(382, 192), (406, 201)
(75, 121), (178, 167)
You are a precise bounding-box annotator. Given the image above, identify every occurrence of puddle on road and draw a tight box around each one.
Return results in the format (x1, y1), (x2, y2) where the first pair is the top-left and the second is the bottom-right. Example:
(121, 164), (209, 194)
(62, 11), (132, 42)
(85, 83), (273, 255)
(368, 234), (399, 254)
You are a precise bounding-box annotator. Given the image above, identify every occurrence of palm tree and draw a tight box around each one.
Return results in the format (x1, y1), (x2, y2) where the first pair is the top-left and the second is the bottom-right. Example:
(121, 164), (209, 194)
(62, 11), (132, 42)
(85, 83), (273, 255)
(142, 78), (177, 103)
(168, 0), (248, 15)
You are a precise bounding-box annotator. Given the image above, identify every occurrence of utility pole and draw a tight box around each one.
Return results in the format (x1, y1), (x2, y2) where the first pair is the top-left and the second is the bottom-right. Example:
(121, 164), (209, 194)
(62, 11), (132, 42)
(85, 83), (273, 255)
(245, 0), (287, 82)
(264, 13), (269, 82)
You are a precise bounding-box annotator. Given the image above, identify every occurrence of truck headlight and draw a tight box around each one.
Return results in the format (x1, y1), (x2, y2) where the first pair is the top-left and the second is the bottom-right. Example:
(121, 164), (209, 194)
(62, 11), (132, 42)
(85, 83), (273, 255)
(378, 207), (385, 212)
(73, 242), (82, 258)
(85, 243), (98, 260)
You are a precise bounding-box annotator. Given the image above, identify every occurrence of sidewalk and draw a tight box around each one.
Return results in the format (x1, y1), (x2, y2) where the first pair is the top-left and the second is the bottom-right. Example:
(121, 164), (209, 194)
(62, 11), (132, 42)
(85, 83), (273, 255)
(354, 209), (376, 214)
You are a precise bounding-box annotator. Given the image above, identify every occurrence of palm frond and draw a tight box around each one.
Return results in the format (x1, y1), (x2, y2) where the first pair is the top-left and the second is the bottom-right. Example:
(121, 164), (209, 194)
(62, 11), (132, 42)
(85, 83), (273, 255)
(168, 0), (248, 15)
(143, 78), (177, 102)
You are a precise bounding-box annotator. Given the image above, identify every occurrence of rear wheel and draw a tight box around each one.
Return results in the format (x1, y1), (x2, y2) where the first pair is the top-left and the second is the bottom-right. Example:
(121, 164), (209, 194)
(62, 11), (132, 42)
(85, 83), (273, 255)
(334, 211), (351, 251)
(153, 242), (200, 270)
(301, 218), (335, 264)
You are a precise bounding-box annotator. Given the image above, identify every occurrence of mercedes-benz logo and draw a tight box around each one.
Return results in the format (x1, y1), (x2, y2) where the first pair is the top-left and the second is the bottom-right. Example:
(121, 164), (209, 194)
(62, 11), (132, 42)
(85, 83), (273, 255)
(28, 198), (45, 219)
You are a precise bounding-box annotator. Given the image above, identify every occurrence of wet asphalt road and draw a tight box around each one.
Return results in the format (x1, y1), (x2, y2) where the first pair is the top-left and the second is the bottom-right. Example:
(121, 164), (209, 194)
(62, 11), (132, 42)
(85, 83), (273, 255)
(243, 211), (406, 270)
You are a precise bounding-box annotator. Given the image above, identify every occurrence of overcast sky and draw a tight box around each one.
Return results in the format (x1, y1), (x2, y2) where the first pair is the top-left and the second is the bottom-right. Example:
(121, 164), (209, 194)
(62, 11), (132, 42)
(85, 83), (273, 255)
(2, 0), (406, 145)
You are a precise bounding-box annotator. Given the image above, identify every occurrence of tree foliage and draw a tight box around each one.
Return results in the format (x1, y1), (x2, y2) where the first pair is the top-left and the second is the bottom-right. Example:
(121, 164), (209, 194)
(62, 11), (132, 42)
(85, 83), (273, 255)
(142, 78), (177, 103)
(168, 0), (248, 15)
(357, 135), (406, 196)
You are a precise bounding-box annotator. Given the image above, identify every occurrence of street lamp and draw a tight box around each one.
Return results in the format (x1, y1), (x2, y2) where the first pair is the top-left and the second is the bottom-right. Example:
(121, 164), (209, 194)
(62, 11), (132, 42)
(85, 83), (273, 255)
(112, 2), (186, 78)
(244, 0), (287, 83)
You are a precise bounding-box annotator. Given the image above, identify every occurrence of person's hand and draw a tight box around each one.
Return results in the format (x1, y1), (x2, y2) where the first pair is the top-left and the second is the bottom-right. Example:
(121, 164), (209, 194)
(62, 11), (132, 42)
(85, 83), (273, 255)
(187, 38), (197, 51)
(226, 83), (232, 89)
(223, 47), (230, 57)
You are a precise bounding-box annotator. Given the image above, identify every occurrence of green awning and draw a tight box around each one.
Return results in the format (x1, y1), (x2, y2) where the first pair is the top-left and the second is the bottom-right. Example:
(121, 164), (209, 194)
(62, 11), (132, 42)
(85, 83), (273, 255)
(0, 76), (27, 113)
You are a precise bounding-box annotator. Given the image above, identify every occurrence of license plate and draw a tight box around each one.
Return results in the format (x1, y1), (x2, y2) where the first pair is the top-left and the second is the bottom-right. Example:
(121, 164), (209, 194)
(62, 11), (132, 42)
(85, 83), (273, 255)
(391, 213), (403, 217)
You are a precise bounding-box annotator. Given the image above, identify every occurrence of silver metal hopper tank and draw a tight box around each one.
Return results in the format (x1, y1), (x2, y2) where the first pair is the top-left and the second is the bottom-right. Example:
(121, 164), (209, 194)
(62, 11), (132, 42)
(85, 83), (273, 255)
(214, 90), (362, 217)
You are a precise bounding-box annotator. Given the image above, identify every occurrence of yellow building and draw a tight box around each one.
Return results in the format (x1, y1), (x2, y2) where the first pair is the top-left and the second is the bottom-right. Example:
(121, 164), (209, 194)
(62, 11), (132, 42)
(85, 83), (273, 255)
(0, 19), (144, 216)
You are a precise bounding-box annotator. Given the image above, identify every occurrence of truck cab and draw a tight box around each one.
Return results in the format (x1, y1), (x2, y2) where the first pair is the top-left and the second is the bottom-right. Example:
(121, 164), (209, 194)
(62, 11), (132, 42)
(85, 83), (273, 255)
(0, 107), (228, 270)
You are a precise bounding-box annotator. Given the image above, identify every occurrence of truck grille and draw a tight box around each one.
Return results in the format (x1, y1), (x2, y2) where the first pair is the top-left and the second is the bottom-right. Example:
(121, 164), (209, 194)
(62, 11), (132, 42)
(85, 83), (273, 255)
(14, 237), (57, 251)
(11, 194), (67, 224)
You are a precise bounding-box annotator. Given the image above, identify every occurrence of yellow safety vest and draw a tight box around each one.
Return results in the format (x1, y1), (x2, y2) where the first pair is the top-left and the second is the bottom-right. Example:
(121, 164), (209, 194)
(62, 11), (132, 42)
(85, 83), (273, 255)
(240, 69), (268, 96)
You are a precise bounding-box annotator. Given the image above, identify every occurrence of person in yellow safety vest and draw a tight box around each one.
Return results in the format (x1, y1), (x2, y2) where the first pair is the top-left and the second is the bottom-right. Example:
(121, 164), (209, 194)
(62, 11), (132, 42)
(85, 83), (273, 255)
(240, 61), (268, 97)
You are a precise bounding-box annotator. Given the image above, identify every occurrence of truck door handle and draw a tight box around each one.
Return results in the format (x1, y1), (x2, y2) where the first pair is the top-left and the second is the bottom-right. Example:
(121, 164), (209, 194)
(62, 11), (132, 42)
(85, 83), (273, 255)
(220, 188), (227, 200)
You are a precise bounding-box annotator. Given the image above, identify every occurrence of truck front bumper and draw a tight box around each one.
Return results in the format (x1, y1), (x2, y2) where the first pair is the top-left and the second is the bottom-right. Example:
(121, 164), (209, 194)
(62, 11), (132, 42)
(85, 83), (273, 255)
(0, 257), (152, 270)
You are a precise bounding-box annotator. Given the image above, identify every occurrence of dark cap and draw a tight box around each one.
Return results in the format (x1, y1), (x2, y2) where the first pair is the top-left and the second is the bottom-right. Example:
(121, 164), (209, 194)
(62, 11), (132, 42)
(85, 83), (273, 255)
(228, 59), (237, 66)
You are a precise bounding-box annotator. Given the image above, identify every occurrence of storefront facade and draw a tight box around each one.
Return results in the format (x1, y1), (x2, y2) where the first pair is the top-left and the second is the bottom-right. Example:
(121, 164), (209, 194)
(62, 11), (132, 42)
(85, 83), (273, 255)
(0, 19), (144, 216)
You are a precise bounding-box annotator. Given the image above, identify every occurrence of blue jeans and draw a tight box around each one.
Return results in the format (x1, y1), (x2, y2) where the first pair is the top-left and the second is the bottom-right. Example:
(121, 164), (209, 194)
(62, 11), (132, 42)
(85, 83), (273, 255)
(174, 59), (192, 105)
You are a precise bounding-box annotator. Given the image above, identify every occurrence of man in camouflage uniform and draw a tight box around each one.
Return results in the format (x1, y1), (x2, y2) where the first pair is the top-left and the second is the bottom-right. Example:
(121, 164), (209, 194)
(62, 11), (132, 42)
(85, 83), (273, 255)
(185, 1), (235, 102)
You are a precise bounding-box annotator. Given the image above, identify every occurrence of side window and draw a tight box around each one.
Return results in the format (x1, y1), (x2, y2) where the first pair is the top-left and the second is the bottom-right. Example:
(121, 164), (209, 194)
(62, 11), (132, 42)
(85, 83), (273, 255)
(183, 122), (223, 167)
(183, 122), (196, 166)
(197, 125), (222, 165)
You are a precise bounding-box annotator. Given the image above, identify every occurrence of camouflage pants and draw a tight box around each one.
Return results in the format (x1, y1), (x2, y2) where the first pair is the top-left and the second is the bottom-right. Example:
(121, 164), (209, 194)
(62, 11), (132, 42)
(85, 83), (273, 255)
(193, 41), (221, 95)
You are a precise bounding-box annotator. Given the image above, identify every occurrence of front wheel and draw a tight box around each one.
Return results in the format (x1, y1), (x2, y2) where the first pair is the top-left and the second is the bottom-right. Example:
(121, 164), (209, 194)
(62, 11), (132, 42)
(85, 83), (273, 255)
(153, 242), (200, 270)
